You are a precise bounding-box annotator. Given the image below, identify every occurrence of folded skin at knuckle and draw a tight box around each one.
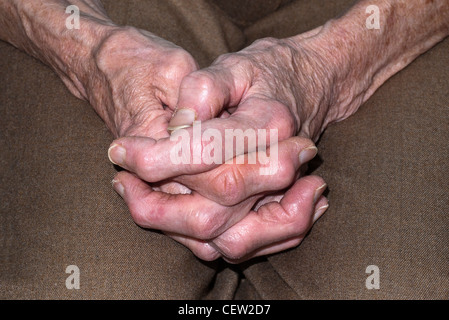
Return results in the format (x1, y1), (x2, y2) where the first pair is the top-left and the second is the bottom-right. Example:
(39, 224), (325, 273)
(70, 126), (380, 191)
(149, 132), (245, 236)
(190, 243), (221, 262)
(128, 189), (170, 229)
(213, 52), (246, 68)
(189, 210), (223, 240)
(260, 199), (309, 233)
(159, 49), (196, 83)
(122, 75), (153, 101)
(283, 199), (313, 233)
(258, 202), (285, 224)
(128, 199), (151, 228)
(129, 88), (163, 112)
(266, 102), (297, 139)
(215, 231), (250, 262)
(133, 151), (154, 180)
(182, 70), (215, 96)
(274, 158), (297, 190)
(251, 37), (279, 50)
(127, 106), (170, 133)
(208, 166), (246, 206)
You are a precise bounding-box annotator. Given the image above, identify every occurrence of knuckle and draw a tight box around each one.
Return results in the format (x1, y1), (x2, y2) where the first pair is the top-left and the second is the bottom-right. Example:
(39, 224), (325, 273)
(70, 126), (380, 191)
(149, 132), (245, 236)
(183, 70), (216, 93)
(213, 53), (253, 78)
(291, 210), (311, 233)
(180, 71), (219, 117)
(213, 52), (245, 66)
(135, 153), (152, 175)
(217, 237), (248, 262)
(128, 189), (165, 229)
(171, 49), (196, 66)
(161, 50), (196, 81)
(252, 37), (279, 48)
(128, 199), (148, 227)
(193, 245), (221, 262)
(283, 203), (311, 233)
(209, 166), (245, 205)
(190, 211), (221, 240)
(267, 102), (297, 138)
(260, 201), (309, 234)
(275, 160), (297, 188)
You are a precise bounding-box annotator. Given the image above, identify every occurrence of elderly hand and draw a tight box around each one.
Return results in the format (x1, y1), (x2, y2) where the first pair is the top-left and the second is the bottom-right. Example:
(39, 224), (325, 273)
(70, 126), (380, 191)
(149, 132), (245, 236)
(107, 29), (347, 262)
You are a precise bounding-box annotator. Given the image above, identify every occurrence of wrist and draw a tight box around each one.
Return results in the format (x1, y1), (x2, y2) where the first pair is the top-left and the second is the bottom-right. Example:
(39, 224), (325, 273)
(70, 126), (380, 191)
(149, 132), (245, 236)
(12, 1), (118, 100)
(303, 20), (366, 126)
(287, 17), (389, 138)
(283, 31), (340, 141)
(298, 0), (449, 135)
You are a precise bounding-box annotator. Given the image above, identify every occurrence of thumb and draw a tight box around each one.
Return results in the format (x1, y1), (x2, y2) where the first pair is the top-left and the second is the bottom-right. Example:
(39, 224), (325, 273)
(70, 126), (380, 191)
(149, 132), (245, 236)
(168, 64), (250, 131)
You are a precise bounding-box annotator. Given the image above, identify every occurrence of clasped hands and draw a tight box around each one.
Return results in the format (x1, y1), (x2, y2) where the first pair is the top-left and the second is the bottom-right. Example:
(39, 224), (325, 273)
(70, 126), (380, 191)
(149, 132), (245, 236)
(98, 27), (336, 263)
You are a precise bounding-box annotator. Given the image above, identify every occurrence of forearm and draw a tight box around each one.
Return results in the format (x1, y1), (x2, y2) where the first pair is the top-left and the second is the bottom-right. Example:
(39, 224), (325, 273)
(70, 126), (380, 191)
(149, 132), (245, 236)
(0, 0), (116, 100)
(291, 0), (449, 136)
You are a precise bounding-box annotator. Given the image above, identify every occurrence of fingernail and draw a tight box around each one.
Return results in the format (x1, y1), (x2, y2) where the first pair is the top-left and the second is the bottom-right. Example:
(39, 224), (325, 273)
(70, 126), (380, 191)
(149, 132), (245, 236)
(167, 108), (196, 132)
(112, 179), (125, 197)
(313, 183), (327, 204)
(108, 143), (126, 166)
(313, 203), (329, 222)
(299, 146), (318, 165)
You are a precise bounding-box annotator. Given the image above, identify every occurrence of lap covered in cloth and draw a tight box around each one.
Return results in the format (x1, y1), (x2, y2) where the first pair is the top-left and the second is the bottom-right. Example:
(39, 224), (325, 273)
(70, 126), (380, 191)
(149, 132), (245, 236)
(1, 0), (448, 299)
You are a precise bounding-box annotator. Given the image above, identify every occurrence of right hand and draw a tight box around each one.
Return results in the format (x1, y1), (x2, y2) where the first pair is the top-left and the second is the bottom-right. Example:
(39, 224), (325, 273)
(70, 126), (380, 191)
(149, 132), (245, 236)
(83, 26), (199, 139)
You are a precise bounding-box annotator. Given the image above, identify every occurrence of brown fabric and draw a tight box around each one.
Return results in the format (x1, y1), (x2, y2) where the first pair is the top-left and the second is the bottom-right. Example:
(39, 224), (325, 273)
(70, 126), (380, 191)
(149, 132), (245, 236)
(1, 0), (448, 300)
(243, 0), (355, 44)
(211, 0), (293, 28)
(102, 0), (245, 68)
